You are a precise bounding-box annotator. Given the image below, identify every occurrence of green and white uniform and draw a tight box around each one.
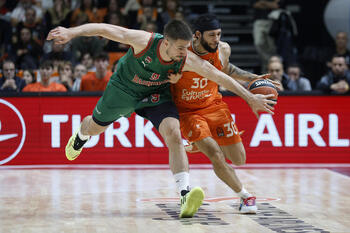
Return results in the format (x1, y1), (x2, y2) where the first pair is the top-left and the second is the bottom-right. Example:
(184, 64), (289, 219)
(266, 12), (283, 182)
(92, 33), (186, 126)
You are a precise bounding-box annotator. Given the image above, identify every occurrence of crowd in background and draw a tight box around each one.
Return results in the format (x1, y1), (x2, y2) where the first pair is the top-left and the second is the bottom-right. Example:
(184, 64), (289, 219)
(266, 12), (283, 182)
(0, 0), (349, 94)
(251, 0), (350, 94)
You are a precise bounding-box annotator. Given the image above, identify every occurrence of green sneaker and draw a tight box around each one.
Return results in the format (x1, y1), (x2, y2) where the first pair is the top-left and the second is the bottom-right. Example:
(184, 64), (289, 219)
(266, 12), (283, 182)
(65, 132), (83, 161)
(179, 187), (204, 218)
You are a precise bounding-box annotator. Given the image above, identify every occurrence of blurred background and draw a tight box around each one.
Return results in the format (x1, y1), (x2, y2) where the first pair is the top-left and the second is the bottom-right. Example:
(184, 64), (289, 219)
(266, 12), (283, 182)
(0, 0), (350, 91)
(0, 0), (349, 166)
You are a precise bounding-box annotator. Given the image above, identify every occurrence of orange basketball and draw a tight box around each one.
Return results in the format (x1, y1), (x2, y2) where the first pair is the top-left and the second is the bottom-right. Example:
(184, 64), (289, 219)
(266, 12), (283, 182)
(247, 79), (278, 101)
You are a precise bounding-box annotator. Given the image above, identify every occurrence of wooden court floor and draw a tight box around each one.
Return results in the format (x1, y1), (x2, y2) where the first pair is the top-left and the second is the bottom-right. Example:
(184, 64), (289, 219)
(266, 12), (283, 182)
(0, 165), (349, 233)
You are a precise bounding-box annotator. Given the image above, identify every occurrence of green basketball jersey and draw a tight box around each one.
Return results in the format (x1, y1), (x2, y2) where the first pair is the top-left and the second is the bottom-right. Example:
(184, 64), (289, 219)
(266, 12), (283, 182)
(110, 33), (186, 99)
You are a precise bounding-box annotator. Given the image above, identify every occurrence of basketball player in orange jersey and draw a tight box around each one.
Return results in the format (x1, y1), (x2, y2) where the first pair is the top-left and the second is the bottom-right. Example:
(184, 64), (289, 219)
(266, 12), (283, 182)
(170, 14), (280, 213)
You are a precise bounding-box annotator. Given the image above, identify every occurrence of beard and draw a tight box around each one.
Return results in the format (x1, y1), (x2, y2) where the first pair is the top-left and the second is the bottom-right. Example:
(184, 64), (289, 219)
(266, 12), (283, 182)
(200, 37), (218, 53)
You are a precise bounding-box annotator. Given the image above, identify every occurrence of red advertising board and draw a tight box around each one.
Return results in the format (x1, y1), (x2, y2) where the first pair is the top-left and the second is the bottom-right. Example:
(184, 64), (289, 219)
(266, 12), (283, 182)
(0, 96), (349, 165)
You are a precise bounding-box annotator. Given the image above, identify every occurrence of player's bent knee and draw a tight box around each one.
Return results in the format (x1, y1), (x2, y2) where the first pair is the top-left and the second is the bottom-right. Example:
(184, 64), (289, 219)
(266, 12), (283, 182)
(232, 150), (246, 166)
(160, 126), (182, 145)
(207, 149), (226, 166)
(166, 129), (182, 143)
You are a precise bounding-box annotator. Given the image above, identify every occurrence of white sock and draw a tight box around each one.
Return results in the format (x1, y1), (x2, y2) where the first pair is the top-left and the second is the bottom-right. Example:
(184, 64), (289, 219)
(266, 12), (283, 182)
(174, 171), (190, 194)
(78, 130), (90, 141)
(237, 187), (252, 199)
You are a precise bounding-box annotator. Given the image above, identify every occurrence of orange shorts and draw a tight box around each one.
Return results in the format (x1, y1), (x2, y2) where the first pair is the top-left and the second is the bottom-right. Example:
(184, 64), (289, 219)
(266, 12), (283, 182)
(179, 101), (242, 146)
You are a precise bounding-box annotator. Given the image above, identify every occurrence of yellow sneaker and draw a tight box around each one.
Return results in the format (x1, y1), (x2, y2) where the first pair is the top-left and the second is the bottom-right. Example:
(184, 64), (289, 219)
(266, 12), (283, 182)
(179, 187), (204, 218)
(65, 132), (83, 161)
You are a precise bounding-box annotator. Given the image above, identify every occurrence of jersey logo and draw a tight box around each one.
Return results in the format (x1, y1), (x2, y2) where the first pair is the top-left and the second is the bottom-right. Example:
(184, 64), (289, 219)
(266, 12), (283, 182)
(151, 94), (160, 103)
(216, 127), (225, 137)
(142, 56), (153, 67)
(150, 73), (160, 80)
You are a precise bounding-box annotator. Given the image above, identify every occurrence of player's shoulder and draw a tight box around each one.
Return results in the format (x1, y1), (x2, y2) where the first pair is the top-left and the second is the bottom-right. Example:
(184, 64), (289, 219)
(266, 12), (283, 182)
(218, 41), (231, 55)
(219, 41), (230, 48)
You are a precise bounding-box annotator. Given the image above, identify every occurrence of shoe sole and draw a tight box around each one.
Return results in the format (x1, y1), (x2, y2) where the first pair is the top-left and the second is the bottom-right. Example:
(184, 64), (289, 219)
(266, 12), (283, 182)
(179, 187), (204, 218)
(65, 133), (81, 161)
(239, 206), (258, 214)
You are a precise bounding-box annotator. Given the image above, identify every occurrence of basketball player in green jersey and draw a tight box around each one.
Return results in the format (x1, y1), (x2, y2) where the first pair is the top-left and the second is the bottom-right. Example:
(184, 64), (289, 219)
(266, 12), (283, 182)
(47, 20), (275, 218)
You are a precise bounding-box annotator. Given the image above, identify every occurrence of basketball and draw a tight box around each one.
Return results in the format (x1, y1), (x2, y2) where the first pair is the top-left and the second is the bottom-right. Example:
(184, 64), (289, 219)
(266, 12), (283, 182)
(247, 79), (278, 101)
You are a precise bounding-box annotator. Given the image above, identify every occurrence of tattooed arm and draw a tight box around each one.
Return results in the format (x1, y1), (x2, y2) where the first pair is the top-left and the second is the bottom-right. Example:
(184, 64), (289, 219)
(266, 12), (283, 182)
(225, 62), (261, 82)
(219, 42), (259, 82)
(219, 42), (283, 90)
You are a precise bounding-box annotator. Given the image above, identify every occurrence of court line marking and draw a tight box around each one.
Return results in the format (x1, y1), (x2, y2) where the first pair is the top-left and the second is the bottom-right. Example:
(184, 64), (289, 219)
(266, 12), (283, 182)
(137, 197), (280, 203)
(0, 163), (350, 170)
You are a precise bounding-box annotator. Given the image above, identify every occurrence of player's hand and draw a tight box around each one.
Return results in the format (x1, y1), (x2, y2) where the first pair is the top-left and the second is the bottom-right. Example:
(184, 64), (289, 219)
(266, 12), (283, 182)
(47, 26), (73, 44)
(257, 73), (283, 91)
(184, 143), (200, 153)
(167, 72), (182, 84)
(248, 94), (276, 118)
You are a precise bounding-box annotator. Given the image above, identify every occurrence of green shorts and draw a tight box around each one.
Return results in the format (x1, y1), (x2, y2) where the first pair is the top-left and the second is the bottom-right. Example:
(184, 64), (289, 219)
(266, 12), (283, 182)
(92, 82), (173, 126)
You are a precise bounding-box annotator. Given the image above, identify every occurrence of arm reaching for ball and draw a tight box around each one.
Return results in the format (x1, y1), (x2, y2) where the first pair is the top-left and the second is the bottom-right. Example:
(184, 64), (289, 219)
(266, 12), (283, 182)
(182, 51), (276, 118)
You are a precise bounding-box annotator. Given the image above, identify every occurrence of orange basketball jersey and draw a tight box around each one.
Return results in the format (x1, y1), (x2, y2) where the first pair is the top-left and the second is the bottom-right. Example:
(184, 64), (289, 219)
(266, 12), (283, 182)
(171, 44), (224, 112)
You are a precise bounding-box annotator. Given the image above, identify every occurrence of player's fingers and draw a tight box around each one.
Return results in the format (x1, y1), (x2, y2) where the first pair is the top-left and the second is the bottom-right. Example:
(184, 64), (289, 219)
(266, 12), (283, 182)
(264, 107), (274, 115)
(260, 73), (271, 79)
(266, 99), (276, 106)
(47, 32), (56, 40)
(55, 39), (65, 44)
(270, 81), (282, 90)
(266, 103), (274, 111)
(253, 109), (259, 119)
(263, 94), (275, 99)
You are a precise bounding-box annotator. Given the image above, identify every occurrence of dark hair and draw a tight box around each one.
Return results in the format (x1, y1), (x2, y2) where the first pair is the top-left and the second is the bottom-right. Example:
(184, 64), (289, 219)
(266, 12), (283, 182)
(287, 63), (303, 76)
(163, 19), (192, 41)
(39, 60), (54, 69)
(192, 14), (220, 33)
(23, 69), (36, 83)
(332, 54), (347, 62)
(94, 52), (109, 61)
(287, 63), (300, 69)
(81, 0), (95, 11)
(58, 61), (73, 74)
(80, 52), (93, 62)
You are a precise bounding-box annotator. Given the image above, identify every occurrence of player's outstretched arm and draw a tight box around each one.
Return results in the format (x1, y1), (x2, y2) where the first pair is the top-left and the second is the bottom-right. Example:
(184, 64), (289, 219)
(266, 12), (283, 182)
(219, 42), (259, 82)
(219, 42), (283, 90)
(47, 23), (150, 53)
(183, 51), (275, 118)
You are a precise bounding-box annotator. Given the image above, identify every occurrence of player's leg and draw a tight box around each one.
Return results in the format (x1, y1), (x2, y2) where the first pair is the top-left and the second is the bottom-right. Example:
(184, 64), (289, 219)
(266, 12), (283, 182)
(136, 101), (204, 218)
(159, 117), (204, 218)
(66, 83), (137, 160)
(159, 117), (188, 176)
(195, 137), (243, 193)
(220, 142), (246, 166)
(65, 114), (111, 161)
(204, 102), (257, 213)
(219, 143), (257, 213)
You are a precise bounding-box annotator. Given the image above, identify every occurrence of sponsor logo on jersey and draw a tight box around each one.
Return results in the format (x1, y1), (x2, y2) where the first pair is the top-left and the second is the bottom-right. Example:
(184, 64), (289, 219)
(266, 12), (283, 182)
(181, 89), (211, 101)
(132, 74), (168, 87)
(216, 127), (224, 137)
